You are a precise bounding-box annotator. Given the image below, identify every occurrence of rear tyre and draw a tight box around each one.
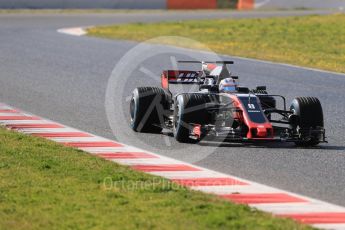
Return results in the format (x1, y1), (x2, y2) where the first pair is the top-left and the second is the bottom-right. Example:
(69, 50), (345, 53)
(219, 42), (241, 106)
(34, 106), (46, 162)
(130, 87), (170, 133)
(290, 97), (324, 147)
(173, 94), (211, 143)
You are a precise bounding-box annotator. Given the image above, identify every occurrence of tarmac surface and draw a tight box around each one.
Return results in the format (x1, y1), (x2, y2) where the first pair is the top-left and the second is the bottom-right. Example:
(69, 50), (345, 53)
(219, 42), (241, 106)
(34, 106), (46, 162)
(1, 10), (345, 206)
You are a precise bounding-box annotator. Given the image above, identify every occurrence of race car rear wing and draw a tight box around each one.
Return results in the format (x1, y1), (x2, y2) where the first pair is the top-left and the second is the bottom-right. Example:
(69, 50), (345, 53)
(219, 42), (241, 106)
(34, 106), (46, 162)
(161, 60), (234, 91)
(161, 70), (202, 90)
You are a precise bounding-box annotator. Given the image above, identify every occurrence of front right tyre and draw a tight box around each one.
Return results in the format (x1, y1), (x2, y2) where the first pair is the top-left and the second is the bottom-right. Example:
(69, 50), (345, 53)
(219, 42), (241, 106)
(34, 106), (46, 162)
(173, 94), (211, 143)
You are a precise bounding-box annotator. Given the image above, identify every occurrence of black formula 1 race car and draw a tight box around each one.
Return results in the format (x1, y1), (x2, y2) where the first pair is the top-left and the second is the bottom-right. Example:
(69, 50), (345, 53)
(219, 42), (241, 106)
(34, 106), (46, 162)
(129, 61), (326, 146)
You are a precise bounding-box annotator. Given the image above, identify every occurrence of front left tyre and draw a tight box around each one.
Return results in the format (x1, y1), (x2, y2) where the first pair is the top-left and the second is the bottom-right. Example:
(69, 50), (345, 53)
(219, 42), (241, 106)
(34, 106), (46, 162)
(130, 87), (170, 133)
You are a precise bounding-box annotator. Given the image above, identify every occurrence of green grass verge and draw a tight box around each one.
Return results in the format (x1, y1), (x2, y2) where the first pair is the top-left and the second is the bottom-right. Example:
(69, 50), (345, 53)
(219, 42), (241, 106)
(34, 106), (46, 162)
(88, 14), (345, 73)
(0, 127), (312, 230)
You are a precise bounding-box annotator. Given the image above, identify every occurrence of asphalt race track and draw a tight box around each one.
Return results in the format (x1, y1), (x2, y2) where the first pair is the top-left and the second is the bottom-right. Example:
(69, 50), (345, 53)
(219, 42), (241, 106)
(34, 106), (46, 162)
(1, 10), (345, 207)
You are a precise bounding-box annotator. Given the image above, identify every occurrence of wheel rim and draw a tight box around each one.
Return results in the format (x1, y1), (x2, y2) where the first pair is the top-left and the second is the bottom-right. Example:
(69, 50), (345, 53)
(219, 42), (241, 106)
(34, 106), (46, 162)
(174, 103), (180, 130)
(291, 108), (296, 115)
(130, 98), (135, 123)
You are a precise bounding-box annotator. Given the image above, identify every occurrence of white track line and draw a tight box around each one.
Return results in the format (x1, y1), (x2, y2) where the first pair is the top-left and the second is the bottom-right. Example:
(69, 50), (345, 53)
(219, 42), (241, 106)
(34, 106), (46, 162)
(57, 27), (87, 36)
(77, 146), (130, 152)
(191, 184), (281, 195)
(252, 202), (345, 215)
(111, 158), (182, 166)
(149, 171), (228, 179)
(48, 136), (109, 142)
(18, 128), (82, 133)
(81, 146), (140, 153)
(315, 224), (345, 230)
(1, 120), (57, 125)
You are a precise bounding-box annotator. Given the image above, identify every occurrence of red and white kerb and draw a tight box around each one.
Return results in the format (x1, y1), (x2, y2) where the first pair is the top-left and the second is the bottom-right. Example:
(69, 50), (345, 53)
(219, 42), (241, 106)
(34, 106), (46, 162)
(1, 103), (344, 230)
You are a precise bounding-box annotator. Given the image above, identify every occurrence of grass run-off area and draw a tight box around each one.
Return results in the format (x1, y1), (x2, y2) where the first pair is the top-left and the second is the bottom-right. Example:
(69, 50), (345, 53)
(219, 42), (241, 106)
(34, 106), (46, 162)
(88, 14), (345, 73)
(0, 127), (312, 230)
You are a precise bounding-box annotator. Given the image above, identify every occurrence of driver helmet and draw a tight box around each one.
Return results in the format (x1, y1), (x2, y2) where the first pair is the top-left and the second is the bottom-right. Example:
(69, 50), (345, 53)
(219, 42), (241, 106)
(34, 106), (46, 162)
(202, 63), (217, 75)
(219, 78), (238, 92)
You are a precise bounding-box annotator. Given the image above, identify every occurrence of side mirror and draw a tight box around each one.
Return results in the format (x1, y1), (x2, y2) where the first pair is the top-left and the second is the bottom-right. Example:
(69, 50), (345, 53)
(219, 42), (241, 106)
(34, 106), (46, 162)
(200, 84), (212, 90)
(238, 87), (250, 93)
(231, 76), (239, 80)
(256, 86), (267, 91)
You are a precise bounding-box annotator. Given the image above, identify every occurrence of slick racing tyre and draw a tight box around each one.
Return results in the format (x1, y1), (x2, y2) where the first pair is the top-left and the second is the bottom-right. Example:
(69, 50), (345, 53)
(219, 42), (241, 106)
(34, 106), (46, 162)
(290, 97), (324, 147)
(130, 87), (170, 133)
(173, 94), (211, 143)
